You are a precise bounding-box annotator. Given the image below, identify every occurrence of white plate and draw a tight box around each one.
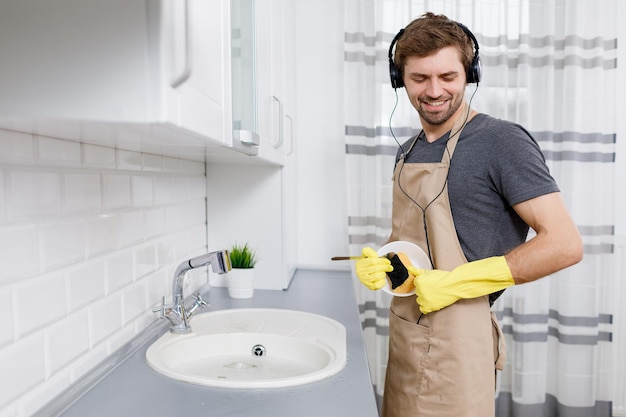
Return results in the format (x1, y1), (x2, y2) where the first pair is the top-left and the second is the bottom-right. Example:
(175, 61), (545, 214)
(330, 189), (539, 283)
(377, 241), (432, 297)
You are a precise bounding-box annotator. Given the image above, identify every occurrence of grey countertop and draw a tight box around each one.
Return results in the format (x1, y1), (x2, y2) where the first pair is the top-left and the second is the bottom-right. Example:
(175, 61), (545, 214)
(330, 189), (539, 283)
(49, 269), (379, 417)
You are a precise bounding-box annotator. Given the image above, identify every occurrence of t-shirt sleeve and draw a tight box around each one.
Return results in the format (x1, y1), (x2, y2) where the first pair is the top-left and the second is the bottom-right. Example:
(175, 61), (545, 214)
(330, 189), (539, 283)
(489, 124), (560, 206)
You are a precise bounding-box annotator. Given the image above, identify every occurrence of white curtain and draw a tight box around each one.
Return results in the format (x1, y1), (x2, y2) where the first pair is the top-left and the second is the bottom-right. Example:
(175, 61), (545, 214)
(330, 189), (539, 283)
(343, 0), (616, 415)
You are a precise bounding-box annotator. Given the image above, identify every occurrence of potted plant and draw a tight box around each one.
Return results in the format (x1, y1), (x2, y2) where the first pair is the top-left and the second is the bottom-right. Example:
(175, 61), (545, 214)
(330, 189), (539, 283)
(229, 242), (258, 269)
(227, 243), (258, 299)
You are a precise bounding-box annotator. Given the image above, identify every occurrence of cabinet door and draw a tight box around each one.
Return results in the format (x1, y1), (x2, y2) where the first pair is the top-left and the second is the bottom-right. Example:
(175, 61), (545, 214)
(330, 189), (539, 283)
(270, 0), (285, 150)
(0, 0), (230, 148)
(0, 0), (152, 120)
(176, 0), (232, 145)
(254, 0), (287, 165)
(254, 0), (274, 144)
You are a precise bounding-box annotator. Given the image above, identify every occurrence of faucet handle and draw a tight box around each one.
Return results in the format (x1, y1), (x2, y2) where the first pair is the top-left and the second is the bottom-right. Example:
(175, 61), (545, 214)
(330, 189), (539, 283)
(152, 296), (169, 316)
(186, 292), (209, 317)
(192, 293), (208, 307)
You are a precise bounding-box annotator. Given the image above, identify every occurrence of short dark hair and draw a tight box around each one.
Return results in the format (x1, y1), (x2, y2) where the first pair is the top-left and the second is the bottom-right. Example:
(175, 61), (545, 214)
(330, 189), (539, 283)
(393, 13), (476, 82)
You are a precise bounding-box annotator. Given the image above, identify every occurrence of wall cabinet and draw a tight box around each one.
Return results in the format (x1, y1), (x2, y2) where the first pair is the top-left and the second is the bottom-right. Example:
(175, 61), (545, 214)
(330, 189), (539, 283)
(0, 0), (295, 166)
(230, 0), (295, 165)
(207, 0), (298, 289)
(0, 0), (232, 155)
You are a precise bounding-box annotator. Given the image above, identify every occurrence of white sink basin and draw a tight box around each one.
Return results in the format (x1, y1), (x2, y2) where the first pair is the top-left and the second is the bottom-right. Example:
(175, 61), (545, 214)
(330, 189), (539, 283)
(145, 308), (347, 388)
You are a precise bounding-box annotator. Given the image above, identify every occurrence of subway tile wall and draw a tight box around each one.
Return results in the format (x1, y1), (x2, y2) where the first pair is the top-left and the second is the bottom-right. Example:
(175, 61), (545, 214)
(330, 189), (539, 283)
(0, 128), (209, 417)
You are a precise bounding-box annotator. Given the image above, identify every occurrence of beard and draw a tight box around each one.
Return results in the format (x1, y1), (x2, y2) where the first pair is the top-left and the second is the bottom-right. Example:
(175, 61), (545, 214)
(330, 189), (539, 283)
(414, 94), (464, 126)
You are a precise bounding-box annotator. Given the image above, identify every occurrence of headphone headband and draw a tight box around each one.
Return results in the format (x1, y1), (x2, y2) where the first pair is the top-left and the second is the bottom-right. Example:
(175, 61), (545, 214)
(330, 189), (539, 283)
(388, 21), (481, 88)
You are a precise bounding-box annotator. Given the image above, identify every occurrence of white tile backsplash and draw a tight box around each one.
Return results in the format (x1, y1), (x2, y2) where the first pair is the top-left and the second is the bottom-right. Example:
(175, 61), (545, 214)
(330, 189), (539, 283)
(0, 332), (45, 408)
(37, 137), (81, 167)
(45, 312), (90, 374)
(0, 288), (14, 347)
(7, 170), (62, 220)
(118, 211), (145, 247)
(82, 143), (116, 169)
(0, 224), (39, 283)
(89, 294), (123, 345)
(116, 149), (143, 171)
(39, 219), (86, 270)
(121, 280), (148, 325)
(17, 368), (70, 417)
(0, 130), (34, 165)
(145, 208), (166, 238)
(67, 261), (106, 313)
(0, 127), (209, 416)
(102, 174), (131, 210)
(157, 239), (176, 269)
(131, 175), (153, 207)
(86, 214), (119, 257)
(106, 251), (134, 292)
(146, 269), (169, 307)
(162, 156), (181, 172)
(135, 244), (157, 279)
(14, 272), (66, 338)
(153, 175), (176, 205)
(141, 153), (162, 172)
(69, 342), (108, 382)
(63, 173), (101, 213)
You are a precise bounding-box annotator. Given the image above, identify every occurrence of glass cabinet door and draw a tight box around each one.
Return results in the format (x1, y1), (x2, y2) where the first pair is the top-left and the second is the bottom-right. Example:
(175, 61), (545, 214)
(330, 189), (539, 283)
(231, 0), (259, 154)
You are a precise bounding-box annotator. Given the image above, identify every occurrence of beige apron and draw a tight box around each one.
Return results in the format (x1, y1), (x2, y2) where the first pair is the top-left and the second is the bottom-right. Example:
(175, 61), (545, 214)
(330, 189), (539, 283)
(382, 105), (505, 417)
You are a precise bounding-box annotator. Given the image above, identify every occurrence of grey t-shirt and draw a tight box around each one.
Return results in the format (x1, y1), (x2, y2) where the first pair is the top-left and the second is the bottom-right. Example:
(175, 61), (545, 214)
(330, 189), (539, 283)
(396, 113), (559, 263)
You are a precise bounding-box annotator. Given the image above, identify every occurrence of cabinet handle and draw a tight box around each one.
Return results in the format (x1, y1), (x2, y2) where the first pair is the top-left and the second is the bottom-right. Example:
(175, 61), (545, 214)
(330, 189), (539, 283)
(285, 114), (294, 156)
(272, 96), (283, 149)
(171, 0), (192, 88)
(232, 130), (260, 156)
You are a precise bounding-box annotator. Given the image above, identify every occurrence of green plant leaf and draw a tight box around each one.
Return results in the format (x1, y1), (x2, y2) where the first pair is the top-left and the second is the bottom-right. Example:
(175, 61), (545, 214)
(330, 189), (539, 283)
(229, 242), (258, 269)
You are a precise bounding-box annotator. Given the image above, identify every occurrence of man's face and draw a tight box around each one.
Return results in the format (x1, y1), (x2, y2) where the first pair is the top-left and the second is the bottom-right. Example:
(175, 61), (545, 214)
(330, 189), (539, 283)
(402, 46), (467, 128)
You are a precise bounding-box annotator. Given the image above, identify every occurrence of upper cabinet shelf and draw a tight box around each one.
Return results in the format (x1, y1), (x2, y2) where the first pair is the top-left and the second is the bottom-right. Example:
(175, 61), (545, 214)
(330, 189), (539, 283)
(0, 0), (295, 166)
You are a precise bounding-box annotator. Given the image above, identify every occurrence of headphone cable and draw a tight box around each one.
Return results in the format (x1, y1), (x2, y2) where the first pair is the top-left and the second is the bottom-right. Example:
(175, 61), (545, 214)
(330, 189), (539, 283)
(389, 88), (405, 156)
(389, 85), (478, 265)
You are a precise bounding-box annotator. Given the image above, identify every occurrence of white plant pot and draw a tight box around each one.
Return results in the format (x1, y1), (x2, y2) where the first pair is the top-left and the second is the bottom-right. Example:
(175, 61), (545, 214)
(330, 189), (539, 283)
(227, 268), (254, 299)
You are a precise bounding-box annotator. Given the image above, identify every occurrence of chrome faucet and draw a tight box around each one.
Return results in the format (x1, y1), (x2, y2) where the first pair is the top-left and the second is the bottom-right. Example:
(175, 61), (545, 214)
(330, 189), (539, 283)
(152, 250), (231, 334)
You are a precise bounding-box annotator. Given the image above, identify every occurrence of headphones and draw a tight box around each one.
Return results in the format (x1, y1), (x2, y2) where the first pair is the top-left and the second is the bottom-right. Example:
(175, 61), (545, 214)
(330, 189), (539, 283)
(388, 21), (481, 88)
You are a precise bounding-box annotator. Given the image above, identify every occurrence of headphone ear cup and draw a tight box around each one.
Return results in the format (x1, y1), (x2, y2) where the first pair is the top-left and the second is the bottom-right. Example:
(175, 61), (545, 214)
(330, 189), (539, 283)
(388, 28), (405, 89)
(467, 55), (481, 84)
(456, 22), (481, 84)
(389, 61), (404, 89)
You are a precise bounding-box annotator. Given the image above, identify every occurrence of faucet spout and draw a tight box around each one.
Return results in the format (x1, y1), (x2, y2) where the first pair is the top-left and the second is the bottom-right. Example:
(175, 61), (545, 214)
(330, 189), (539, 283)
(162, 250), (231, 334)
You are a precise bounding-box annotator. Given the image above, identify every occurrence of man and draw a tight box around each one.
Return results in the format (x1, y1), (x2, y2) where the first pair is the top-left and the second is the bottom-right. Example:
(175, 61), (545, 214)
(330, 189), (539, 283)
(355, 13), (583, 417)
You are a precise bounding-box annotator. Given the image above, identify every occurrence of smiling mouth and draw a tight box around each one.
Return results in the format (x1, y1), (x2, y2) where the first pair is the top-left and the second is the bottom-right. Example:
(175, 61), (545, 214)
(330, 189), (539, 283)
(421, 99), (448, 109)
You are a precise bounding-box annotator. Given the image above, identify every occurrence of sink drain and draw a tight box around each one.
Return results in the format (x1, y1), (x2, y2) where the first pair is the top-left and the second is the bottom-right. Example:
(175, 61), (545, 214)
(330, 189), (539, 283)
(251, 344), (266, 357)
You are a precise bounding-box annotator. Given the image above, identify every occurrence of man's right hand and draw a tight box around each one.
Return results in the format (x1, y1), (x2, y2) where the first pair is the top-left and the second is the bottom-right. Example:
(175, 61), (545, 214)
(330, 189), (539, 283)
(355, 247), (393, 290)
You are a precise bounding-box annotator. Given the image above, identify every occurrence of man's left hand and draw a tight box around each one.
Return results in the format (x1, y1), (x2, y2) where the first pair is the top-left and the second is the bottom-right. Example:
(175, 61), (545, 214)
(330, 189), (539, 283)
(407, 256), (515, 314)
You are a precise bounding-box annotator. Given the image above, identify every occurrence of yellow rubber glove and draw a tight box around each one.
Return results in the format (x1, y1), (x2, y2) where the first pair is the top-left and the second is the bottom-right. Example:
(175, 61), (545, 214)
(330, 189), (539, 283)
(355, 247), (393, 290)
(407, 256), (514, 314)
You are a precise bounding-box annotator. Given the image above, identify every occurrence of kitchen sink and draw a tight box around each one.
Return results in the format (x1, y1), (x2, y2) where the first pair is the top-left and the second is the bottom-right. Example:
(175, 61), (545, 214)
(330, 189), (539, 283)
(145, 308), (347, 388)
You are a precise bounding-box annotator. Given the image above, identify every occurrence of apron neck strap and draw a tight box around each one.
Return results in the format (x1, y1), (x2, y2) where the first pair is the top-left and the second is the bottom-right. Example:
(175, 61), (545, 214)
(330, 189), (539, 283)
(442, 101), (472, 163)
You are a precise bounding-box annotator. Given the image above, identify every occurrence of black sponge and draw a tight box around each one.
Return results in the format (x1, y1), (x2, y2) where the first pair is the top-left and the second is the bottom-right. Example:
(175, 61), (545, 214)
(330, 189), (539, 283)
(386, 252), (410, 289)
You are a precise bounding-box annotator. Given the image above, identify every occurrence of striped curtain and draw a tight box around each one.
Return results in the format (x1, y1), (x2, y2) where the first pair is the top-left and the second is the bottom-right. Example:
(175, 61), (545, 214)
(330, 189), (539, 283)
(343, 0), (616, 415)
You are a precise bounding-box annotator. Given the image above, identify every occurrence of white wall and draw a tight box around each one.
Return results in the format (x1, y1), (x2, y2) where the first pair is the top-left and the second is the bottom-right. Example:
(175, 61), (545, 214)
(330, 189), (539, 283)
(294, 0), (349, 270)
(0, 127), (209, 416)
